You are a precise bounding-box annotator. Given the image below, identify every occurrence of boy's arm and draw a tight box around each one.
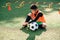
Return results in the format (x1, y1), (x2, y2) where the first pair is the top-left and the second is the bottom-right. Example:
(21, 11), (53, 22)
(34, 12), (43, 21)
(29, 12), (43, 23)
(25, 15), (31, 22)
(23, 15), (31, 26)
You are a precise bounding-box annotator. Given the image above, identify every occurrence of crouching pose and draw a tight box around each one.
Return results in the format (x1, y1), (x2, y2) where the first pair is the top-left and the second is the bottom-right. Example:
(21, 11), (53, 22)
(22, 4), (46, 29)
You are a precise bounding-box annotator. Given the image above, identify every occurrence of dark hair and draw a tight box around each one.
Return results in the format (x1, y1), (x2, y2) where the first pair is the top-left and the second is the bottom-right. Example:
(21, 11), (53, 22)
(30, 4), (38, 10)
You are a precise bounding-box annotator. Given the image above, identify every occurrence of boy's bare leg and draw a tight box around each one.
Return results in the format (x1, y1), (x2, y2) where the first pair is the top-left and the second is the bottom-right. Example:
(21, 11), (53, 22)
(39, 23), (46, 29)
(42, 24), (46, 29)
(42, 23), (46, 28)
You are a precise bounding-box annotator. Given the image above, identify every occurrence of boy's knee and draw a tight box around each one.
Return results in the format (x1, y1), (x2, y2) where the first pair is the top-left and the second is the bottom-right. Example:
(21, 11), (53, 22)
(38, 23), (47, 29)
(42, 23), (47, 28)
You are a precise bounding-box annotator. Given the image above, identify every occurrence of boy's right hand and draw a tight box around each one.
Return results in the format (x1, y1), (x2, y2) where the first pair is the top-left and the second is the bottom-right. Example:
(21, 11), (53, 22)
(22, 22), (28, 26)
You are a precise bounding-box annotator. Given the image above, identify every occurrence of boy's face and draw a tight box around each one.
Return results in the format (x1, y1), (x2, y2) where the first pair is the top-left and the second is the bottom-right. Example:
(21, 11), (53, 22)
(31, 9), (37, 14)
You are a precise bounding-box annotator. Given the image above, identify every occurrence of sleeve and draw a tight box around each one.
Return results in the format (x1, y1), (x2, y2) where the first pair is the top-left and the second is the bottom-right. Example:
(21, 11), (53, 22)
(34, 12), (43, 21)
(25, 15), (31, 22)
(29, 12), (43, 23)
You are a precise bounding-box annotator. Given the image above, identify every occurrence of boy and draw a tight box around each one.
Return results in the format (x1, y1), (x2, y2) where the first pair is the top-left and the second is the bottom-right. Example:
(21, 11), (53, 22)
(22, 4), (46, 29)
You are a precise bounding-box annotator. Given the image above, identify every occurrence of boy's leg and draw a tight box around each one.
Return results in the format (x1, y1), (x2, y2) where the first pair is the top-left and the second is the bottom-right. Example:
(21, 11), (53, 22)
(37, 22), (46, 29)
(42, 23), (46, 28)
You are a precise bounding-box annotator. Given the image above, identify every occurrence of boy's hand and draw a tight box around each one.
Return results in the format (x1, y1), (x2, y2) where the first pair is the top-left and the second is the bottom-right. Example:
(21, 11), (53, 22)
(22, 22), (28, 26)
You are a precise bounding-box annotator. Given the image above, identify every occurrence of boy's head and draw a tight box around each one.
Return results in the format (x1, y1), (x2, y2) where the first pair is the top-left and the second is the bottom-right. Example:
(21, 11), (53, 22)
(30, 4), (38, 13)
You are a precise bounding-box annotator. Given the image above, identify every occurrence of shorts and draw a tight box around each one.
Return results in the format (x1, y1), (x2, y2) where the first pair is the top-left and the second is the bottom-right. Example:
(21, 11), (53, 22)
(36, 22), (43, 25)
(36, 22), (46, 28)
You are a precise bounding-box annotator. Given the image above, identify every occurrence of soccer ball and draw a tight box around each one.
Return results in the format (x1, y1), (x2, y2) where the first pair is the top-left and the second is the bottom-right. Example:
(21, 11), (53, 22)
(29, 22), (38, 31)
